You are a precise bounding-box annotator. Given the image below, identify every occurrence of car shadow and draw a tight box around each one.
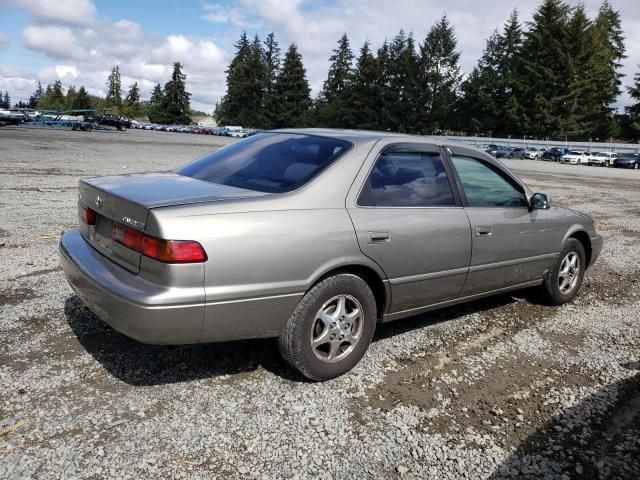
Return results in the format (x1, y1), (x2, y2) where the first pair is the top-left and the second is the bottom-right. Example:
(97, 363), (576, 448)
(64, 290), (531, 386)
(63, 296), (301, 386)
(489, 372), (640, 479)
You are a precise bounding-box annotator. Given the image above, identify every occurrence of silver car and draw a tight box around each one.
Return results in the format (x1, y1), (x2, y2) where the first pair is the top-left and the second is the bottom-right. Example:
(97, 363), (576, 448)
(60, 129), (603, 380)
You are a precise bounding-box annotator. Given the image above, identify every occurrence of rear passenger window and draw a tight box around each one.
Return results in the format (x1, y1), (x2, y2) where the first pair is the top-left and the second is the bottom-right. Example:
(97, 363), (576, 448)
(358, 150), (455, 207)
(450, 155), (527, 208)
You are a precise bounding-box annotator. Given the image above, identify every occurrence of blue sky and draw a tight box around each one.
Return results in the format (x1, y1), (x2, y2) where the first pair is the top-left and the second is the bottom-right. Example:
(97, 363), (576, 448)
(1, 0), (639, 113)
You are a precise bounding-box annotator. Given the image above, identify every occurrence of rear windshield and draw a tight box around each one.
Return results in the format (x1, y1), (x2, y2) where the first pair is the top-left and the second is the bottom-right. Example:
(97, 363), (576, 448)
(177, 133), (352, 193)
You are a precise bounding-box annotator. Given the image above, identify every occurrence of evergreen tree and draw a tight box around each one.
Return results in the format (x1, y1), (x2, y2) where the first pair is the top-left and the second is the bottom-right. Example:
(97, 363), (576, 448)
(375, 40), (393, 131)
(343, 41), (380, 129)
(160, 62), (192, 124)
(273, 43), (311, 127)
(626, 68), (640, 140)
(105, 65), (122, 110)
(515, 0), (572, 137)
(123, 81), (142, 118)
(1, 91), (9, 108)
(417, 16), (462, 133)
(215, 32), (265, 127)
(262, 32), (281, 129)
(65, 85), (77, 110)
(316, 34), (355, 127)
(75, 86), (91, 109)
(386, 30), (419, 132)
(147, 83), (164, 122)
(29, 82), (43, 108)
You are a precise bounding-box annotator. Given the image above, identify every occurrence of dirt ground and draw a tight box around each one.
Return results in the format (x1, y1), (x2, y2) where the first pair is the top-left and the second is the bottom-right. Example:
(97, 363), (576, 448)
(0, 127), (639, 479)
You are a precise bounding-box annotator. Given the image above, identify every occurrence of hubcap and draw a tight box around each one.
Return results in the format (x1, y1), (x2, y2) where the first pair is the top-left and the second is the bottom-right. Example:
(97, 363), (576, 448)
(310, 294), (364, 363)
(558, 251), (580, 295)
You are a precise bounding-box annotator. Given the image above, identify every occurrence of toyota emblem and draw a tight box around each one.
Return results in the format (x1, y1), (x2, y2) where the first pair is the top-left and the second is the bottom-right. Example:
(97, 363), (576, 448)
(95, 195), (103, 208)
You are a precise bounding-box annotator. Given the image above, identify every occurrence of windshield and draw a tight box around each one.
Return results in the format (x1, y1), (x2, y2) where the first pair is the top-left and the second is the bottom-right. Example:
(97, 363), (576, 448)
(568, 150), (582, 155)
(177, 133), (352, 193)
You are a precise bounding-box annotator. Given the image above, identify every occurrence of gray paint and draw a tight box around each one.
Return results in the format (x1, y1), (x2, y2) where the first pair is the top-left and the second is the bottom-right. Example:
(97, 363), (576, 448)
(60, 129), (603, 344)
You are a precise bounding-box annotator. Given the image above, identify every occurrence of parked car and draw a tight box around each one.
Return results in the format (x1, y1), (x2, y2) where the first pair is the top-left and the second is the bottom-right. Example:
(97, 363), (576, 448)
(588, 151), (618, 167)
(561, 150), (590, 165)
(83, 113), (131, 131)
(524, 148), (545, 159)
(543, 147), (570, 162)
(612, 153), (640, 169)
(60, 129), (602, 381)
(508, 147), (526, 159)
(493, 147), (514, 158)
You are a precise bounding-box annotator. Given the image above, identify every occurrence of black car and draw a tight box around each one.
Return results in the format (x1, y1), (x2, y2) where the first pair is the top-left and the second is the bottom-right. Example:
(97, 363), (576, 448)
(83, 113), (132, 131)
(612, 153), (639, 169)
(493, 147), (514, 158)
(543, 147), (569, 162)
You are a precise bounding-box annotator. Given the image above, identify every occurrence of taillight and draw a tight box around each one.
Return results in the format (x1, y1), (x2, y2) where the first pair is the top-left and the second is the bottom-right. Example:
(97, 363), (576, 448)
(112, 223), (144, 251)
(112, 223), (207, 264)
(79, 202), (97, 225)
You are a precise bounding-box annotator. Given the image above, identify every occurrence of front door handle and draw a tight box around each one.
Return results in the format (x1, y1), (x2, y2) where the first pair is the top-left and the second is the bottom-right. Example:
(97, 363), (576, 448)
(475, 226), (492, 237)
(367, 231), (390, 243)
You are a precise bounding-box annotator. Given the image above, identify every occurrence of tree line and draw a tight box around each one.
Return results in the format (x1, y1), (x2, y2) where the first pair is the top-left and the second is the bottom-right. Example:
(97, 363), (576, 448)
(16, 62), (192, 124)
(216, 0), (640, 141)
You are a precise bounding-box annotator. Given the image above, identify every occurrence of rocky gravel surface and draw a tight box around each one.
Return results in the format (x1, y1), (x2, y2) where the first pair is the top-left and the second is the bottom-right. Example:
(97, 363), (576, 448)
(1, 128), (639, 479)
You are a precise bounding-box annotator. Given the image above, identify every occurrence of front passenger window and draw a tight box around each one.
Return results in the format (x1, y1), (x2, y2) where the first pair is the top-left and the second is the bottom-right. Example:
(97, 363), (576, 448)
(450, 155), (527, 208)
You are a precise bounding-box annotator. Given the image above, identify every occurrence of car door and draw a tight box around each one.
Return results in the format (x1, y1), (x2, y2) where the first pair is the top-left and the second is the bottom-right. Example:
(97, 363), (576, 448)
(347, 142), (472, 314)
(445, 145), (559, 296)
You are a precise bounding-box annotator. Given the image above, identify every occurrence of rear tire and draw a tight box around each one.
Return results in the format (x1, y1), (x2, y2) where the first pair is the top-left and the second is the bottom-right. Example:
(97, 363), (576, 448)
(278, 274), (377, 381)
(538, 238), (586, 306)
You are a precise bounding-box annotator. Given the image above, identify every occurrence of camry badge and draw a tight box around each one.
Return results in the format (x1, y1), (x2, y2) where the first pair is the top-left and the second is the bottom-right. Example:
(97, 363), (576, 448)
(94, 195), (103, 208)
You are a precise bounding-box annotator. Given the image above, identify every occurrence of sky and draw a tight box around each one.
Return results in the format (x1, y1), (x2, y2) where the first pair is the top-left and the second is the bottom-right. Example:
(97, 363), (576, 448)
(0, 0), (639, 114)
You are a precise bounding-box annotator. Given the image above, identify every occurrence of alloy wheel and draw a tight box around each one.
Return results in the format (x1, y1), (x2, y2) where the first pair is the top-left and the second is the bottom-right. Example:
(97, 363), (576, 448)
(558, 251), (581, 295)
(310, 294), (364, 363)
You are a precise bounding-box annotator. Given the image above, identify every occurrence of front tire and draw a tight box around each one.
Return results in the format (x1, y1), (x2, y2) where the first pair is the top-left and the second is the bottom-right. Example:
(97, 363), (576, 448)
(278, 274), (377, 381)
(538, 238), (586, 306)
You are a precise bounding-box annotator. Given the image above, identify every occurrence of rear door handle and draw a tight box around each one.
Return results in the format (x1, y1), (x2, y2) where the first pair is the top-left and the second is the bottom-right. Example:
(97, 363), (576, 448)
(475, 226), (492, 237)
(367, 231), (390, 243)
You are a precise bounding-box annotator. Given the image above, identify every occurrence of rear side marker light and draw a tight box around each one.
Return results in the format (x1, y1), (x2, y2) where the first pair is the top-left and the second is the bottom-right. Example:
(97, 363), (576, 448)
(112, 223), (207, 264)
(79, 202), (97, 225)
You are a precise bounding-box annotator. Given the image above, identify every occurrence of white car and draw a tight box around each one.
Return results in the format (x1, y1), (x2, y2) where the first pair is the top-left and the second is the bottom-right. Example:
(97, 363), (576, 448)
(561, 150), (591, 165)
(524, 148), (545, 159)
(589, 151), (618, 167)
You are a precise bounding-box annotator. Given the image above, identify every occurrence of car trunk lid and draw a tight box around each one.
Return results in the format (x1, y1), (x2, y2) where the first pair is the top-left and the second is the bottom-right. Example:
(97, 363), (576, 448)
(78, 172), (268, 273)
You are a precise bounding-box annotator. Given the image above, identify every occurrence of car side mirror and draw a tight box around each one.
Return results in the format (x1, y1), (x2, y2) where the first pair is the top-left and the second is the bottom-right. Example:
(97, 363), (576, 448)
(530, 192), (551, 210)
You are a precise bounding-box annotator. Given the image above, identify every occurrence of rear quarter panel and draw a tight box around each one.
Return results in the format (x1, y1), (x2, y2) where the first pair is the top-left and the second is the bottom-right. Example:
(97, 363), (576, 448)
(147, 207), (381, 342)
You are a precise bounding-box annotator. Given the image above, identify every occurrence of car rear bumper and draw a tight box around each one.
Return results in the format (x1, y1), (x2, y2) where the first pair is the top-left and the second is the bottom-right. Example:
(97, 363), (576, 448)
(60, 229), (205, 344)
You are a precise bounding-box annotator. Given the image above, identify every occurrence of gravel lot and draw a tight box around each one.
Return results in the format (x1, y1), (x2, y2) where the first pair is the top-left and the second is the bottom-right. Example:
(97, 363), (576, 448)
(1, 127), (639, 479)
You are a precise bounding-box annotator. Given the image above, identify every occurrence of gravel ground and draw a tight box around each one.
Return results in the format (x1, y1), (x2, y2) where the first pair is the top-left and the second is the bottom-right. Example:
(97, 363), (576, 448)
(1, 127), (639, 479)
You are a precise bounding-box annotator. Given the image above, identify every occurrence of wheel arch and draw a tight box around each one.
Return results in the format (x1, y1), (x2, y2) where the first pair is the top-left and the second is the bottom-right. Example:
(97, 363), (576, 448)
(308, 260), (390, 321)
(566, 228), (593, 268)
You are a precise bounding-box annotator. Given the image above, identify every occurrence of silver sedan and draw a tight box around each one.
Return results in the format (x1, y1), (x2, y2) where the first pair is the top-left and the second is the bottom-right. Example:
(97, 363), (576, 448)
(60, 129), (603, 380)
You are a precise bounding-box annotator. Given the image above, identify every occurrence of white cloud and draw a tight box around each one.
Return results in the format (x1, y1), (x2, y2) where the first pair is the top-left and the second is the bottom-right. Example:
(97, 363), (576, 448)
(22, 25), (87, 60)
(1, 0), (96, 25)
(0, 33), (9, 49)
(151, 35), (225, 74)
(201, 3), (256, 28)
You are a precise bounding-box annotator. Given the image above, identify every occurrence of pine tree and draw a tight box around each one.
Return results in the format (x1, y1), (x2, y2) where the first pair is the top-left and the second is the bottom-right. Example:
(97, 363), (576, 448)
(273, 43), (311, 127)
(146, 84), (164, 123)
(315, 34), (355, 127)
(343, 41), (379, 129)
(1, 91), (9, 108)
(215, 32), (265, 127)
(65, 85), (77, 110)
(75, 86), (91, 109)
(160, 62), (191, 124)
(262, 32), (281, 129)
(29, 82), (43, 108)
(105, 65), (123, 111)
(417, 16), (462, 133)
(123, 82), (142, 118)
(515, 0), (572, 137)
(386, 30), (419, 132)
(375, 40), (393, 131)
(626, 68), (640, 140)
